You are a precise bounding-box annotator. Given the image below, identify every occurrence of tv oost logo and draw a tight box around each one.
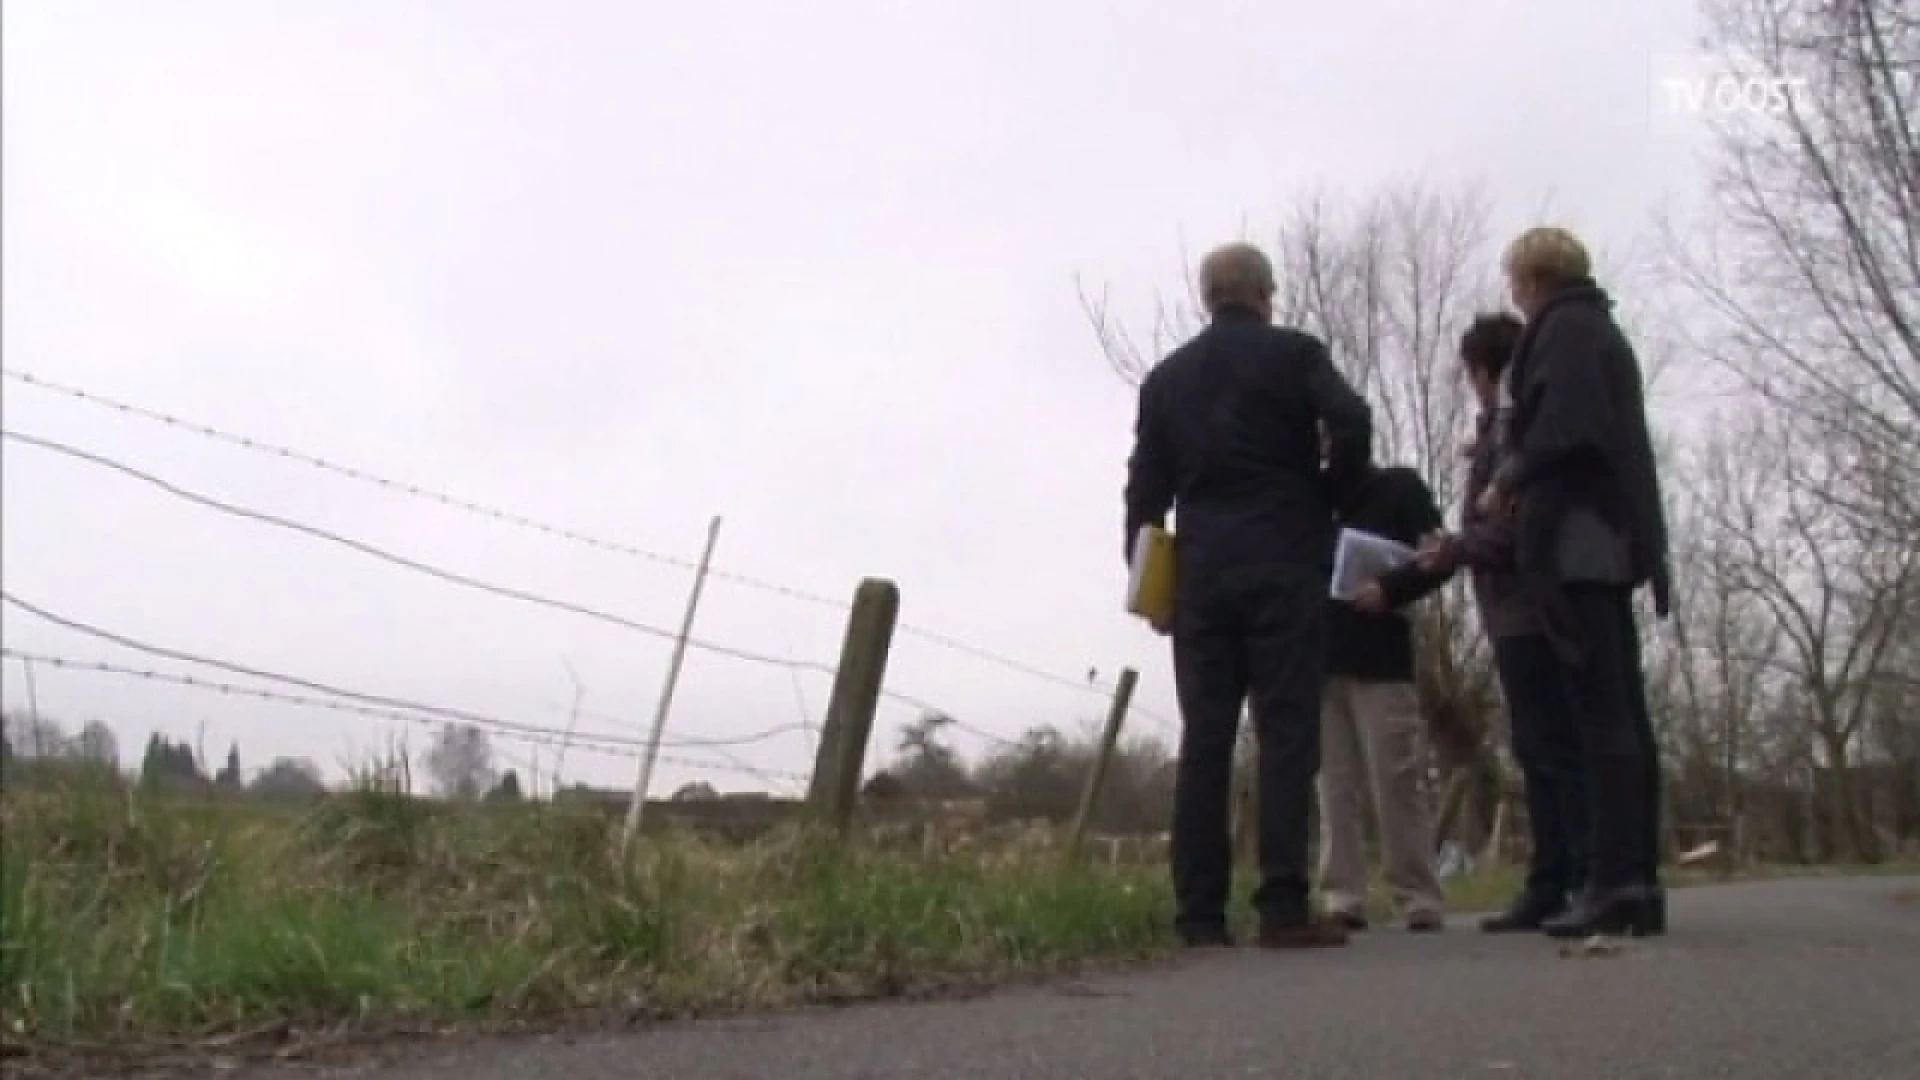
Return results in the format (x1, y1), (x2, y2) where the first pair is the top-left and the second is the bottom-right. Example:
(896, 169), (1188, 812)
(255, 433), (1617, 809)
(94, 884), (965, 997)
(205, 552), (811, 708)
(1659, 68), (1807, 117)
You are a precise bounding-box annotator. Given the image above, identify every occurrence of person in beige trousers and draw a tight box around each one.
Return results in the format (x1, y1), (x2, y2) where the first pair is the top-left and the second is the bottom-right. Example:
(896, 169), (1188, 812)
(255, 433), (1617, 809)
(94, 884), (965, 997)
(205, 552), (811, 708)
(1320, 457), (1453, 931)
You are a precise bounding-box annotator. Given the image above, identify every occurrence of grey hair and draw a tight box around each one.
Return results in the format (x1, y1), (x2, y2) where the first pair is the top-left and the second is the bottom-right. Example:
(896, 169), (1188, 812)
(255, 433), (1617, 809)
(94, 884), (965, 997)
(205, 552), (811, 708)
(1197, 243), (1276, 313)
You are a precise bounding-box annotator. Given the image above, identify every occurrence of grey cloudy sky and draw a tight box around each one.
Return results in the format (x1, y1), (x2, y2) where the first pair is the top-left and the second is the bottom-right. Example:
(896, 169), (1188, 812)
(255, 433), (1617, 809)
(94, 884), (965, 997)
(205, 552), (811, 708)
(2, 0), (1711, 796)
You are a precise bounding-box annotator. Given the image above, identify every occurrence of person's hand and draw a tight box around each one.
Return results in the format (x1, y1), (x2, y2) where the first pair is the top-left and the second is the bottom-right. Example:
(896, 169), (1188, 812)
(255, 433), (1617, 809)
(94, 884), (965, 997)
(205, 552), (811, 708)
(1476, 483), (1512, 517)
(1349, 580), (1388, 614)
(1417, 530), (1457, 572)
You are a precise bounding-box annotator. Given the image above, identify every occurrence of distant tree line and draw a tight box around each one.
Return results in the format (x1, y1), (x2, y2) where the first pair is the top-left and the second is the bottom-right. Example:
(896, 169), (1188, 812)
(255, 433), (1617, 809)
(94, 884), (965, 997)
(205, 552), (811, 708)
(0, 706), (1176, 835)
(0, 712), (524, 804)
(861, 710), (1178, 835)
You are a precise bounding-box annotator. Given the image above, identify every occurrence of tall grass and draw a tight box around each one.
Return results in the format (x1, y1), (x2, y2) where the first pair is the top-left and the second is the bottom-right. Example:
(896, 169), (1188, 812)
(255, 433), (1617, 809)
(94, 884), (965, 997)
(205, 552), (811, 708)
(16, 770), (1801, 1055)
(0, 775), (1170, 1047)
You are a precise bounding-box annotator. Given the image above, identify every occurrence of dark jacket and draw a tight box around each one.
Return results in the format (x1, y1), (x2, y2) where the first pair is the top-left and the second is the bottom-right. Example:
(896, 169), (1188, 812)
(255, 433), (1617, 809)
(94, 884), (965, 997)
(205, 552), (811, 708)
(1449, 406), (1537, 639)
(1124, 306), (1372, 574)
(1325, 465), (1451, 681)
(1497, 281), (1673, 659)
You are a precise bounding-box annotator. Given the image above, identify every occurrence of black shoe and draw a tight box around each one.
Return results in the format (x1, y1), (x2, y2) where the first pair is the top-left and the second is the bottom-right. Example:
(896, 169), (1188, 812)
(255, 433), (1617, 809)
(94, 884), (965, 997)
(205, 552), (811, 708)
(1479, 891), (1567, 933)
(1178, 924), (1234, 948)
(1541, 886), (1658, 939)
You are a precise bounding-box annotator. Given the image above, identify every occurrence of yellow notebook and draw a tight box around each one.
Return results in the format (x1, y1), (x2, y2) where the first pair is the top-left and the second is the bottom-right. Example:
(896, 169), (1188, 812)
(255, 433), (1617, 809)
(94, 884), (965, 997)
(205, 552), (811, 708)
(1125, 524), (1176, 624)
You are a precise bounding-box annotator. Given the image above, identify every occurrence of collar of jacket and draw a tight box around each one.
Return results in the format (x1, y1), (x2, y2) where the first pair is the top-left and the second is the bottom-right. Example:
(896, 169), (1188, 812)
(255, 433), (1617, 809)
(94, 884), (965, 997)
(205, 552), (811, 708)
(1210, 304), (1265, 324)
(1534, 277), (1613, 320)
(1512, 277), (1614, 382)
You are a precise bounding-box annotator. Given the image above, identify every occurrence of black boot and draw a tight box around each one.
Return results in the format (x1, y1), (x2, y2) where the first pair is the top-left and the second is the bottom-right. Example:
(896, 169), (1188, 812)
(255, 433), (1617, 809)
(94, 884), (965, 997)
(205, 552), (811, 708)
(1479, 890), (1568, 933)
(1541, 885), (1657, 939)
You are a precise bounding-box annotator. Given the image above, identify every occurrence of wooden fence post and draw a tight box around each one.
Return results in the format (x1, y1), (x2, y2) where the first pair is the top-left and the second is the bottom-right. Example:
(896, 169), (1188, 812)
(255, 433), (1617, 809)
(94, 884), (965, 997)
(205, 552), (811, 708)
(620, 515), (723, 856)
(1230, 713), (1257, 867)
(804, 578), (900, 836)
(1064, 667), (1138, 861)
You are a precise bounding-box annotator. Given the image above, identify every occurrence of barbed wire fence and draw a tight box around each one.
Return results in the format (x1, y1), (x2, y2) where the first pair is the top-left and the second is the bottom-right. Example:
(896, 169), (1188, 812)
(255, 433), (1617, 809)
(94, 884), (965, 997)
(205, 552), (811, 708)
(1, 368), (1175, 838)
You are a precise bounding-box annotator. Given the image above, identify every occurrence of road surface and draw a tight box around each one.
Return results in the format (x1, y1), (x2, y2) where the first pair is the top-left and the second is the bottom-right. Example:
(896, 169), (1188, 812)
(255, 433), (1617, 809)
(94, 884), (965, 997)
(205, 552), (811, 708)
(243, 875), (1920, 1080)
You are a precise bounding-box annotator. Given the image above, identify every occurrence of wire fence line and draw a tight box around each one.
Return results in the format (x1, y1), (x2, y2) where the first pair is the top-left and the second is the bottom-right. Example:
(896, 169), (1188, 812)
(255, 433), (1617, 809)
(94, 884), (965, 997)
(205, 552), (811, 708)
(0, 427), (998, 732)
(8, 592), (661, 753)
(4, 374), (1181, 791)
(2, 429), (823, 670)
(0, 417), (1175, 745)
(1, 513), (1117, 784)
(0, 590), (873, 788)
(3, 367), (1163, 722)
(0, 648), (808, 789)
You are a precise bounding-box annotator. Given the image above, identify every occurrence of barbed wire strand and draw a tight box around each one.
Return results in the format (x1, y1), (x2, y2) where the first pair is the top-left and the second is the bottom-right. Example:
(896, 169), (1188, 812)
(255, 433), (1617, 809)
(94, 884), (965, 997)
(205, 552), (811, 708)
(527, 691), (815, 751)
(3, 428), (972, 726)
(1, 588), (989, 778)
(3, 368), (1165, 720)
(3, 428), (817, 669)
(0, 593), (821, 782)
(1, 649), (808, 788)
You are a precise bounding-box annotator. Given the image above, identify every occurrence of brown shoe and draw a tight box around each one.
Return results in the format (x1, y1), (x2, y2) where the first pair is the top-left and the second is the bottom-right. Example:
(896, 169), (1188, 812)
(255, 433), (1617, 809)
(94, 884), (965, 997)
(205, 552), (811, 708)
(1407, 911), (1446, 932)
(1256, 915), (1351, 949)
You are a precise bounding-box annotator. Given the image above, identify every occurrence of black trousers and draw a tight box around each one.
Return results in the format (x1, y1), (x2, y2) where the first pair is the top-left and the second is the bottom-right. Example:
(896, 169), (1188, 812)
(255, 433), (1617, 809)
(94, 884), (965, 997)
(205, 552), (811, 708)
(1553, 584), (1660, 891)
(1492, 632), (1588, 901)
(1168, 563), (1325, 932)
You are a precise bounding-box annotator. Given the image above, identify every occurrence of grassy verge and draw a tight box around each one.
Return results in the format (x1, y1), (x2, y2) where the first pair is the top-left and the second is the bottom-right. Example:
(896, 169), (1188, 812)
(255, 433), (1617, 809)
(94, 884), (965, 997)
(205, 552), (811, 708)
(5, 780), (1911, 1070)
(0, 783), (1538, 1057)
(0, 782), (1172, 1058)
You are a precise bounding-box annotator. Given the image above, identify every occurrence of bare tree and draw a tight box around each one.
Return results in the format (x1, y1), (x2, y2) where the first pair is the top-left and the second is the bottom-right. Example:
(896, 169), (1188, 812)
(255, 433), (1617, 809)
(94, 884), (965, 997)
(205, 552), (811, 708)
(1645, 0), (1920, 860)
(1666, 0), (1920, 536)
(424, 723), (496, 801)
(1082, 182), (1500, 490)
(1689, 405), (1920, 859)
(889, 710), (976, 799)
(1651, 452), (1792, 858)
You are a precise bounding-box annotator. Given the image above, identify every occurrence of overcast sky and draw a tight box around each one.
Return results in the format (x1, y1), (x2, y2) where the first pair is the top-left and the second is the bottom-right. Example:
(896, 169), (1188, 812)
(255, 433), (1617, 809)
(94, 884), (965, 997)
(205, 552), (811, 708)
(2, 0), (1713, 797)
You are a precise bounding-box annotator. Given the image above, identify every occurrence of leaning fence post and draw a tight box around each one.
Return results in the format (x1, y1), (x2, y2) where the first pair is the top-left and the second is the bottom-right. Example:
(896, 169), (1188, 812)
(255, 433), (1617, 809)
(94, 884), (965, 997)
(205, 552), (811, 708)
(619, 515), (723, 858)
(1065, 667), (1138, 862)
(805, 578), (900, 836)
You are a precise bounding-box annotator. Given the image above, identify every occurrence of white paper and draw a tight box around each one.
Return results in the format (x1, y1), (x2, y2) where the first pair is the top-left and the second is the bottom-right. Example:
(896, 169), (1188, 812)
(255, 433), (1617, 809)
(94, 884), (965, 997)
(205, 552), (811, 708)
(1329, 526), (1417, 600)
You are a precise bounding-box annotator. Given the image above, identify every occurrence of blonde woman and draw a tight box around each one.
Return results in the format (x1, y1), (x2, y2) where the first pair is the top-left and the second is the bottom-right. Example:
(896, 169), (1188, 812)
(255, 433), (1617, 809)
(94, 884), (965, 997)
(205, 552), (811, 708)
(1476, 227), (1672, 939)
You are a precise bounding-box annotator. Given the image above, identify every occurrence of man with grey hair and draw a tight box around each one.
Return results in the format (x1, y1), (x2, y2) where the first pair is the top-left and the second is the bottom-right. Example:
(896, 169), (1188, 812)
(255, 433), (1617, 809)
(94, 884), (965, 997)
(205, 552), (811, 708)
(1125, 241), (1373, 949)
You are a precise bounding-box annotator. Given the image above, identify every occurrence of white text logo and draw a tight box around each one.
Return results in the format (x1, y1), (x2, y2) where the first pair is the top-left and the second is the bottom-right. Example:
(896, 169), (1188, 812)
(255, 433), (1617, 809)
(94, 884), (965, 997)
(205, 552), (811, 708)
(1660, 71), (1806, 116)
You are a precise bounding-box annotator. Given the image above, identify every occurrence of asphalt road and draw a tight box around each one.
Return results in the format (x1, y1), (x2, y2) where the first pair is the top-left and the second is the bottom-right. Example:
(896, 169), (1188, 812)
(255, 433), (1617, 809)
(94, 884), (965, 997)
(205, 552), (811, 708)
(244, 875), (1920, 1080)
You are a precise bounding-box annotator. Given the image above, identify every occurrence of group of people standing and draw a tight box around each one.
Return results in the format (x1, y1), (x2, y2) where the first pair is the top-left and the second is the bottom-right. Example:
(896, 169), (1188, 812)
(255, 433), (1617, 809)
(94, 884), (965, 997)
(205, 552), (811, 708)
(1122, 227), (1671, 949)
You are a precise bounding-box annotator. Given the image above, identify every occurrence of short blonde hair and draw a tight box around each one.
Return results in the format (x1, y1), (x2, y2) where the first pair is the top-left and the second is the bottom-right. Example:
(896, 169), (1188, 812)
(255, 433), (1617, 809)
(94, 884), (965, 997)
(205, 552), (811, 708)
(1501, 226), (1592, 287)
(1198, 243), (1276, 313)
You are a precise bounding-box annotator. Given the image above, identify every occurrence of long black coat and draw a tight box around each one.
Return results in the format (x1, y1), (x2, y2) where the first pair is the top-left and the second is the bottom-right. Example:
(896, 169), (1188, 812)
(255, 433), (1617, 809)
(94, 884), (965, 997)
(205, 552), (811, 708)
(1497, 280), (1672, 661)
